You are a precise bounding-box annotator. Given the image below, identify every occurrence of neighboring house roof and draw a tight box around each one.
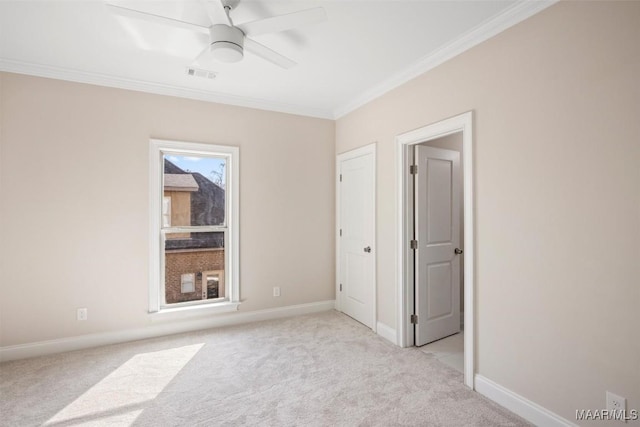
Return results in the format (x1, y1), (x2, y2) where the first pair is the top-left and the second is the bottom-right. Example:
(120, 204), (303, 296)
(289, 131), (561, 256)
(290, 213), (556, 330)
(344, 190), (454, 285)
(189, 172), (225, 227)
(164, 174), (199, 192)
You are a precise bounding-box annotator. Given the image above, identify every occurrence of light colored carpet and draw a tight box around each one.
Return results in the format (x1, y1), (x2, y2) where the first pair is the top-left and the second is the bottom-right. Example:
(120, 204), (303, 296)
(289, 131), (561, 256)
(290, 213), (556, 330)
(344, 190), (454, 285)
(0, 311), (529, 426)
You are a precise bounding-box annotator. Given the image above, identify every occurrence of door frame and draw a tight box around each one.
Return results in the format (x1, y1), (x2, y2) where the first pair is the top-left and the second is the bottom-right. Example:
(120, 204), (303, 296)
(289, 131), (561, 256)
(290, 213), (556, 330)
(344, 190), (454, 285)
(335, 142), (377, 331)
(395, 111), (475, 388)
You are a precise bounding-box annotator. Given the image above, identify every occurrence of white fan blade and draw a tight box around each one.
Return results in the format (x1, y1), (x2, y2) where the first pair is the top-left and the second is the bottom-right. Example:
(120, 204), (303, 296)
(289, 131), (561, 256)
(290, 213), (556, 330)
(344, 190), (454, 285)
(106, 4), (209, 35)
(238, 7), (326, 37)
(244, 38), (296, 69)
(199, 0), (231, 26)
(193, 44), (212, 64)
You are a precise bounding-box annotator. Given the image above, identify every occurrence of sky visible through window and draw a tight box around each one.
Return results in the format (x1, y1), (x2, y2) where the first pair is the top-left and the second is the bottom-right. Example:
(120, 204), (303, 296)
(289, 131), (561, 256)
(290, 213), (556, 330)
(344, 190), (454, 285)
(166, 155), (226, 188)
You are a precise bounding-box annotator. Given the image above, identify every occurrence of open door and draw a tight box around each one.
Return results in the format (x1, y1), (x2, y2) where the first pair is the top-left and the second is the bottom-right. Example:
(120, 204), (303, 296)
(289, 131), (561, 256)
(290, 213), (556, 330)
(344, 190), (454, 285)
(414, 145), (462, 346)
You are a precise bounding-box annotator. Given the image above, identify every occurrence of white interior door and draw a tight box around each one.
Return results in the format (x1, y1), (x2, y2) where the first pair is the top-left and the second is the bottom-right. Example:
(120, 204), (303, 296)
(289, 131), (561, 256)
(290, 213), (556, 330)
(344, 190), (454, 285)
(338, 147), (375, 329)
(415, 145), (461, 346)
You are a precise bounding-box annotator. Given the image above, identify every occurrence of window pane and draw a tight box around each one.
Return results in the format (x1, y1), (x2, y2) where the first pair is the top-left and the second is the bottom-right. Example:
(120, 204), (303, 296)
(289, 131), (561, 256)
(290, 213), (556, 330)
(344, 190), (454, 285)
(163, 154), (226, 227)
(180, 273), (195, 293)
(164, 231), (225, 305)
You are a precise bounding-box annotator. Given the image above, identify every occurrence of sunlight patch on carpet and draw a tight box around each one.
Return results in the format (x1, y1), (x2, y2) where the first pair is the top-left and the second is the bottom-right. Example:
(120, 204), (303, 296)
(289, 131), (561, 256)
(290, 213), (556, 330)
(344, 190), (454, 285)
(43, 343), (204, 426)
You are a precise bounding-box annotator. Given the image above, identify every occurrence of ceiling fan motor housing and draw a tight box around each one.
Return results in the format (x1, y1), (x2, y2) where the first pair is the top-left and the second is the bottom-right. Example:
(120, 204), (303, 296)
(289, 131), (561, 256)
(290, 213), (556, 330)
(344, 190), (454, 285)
(209, 24), (244, 63)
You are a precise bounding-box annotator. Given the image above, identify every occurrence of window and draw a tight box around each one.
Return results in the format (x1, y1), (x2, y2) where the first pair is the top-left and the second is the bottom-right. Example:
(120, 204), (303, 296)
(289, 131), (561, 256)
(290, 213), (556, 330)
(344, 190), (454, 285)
(180, 273), (195, 293)
(162, 197), (172, 227)
(149, 139), (239, 313)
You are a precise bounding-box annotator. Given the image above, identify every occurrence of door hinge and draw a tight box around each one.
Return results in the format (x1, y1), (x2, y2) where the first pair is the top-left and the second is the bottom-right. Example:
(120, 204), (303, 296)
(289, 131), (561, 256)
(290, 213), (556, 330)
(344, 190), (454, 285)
(410, 164), (418, 175)
(410, 239), (418, 250)
(340, 283), (342, 292)
(339, 228), (342, 237)
(410, 314), (418, 324)
(339, 174), (342, 182)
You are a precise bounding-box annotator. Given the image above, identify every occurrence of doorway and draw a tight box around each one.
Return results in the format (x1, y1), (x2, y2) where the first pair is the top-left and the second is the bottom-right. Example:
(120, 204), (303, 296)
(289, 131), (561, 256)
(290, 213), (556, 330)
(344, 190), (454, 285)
(336, 143), (376, 330)
(395, 112), (475, 389)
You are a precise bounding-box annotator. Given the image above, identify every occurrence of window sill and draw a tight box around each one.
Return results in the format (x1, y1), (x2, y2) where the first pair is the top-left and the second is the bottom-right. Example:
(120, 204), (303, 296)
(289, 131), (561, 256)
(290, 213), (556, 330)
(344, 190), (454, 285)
(149, 301), (240, 322)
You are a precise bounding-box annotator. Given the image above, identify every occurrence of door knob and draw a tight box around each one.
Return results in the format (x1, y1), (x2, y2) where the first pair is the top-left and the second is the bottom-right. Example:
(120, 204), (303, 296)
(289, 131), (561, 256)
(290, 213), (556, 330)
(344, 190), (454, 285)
(364, 246), (372, 253)
(454, 248), (463, 255)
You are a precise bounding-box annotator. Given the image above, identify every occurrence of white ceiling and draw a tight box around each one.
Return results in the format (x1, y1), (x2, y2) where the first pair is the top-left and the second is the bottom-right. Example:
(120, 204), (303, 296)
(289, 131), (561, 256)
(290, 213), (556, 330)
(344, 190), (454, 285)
(0, 1), (552, 118)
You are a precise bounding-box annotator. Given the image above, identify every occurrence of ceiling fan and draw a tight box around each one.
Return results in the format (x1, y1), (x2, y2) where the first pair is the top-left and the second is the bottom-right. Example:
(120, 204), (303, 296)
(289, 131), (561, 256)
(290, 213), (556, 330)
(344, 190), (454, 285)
(107, 0), (327, 69)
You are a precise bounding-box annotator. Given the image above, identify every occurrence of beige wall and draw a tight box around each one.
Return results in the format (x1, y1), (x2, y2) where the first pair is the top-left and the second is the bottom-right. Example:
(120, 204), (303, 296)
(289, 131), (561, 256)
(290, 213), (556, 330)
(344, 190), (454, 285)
(0, 72), (335, 346)
(336, 1), (639, 423)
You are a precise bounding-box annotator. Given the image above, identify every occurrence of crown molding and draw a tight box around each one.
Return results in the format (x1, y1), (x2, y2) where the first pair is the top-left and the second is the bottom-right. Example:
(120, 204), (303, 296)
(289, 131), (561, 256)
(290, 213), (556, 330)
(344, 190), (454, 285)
(0, 58), (334, 120)
(332, 0), (557, 119)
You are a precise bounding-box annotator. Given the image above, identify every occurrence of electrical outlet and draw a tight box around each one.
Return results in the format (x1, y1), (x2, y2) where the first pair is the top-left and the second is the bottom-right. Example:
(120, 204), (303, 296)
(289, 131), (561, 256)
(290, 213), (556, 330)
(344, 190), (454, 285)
(606, 391), (626, 419)
(273, 287), (280, 297)
(77, 308), (88, 321)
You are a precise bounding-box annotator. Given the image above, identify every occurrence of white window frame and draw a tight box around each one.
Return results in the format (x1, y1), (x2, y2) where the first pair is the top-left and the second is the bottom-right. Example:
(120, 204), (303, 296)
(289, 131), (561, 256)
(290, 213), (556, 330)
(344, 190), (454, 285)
(149, 139), (240, 314)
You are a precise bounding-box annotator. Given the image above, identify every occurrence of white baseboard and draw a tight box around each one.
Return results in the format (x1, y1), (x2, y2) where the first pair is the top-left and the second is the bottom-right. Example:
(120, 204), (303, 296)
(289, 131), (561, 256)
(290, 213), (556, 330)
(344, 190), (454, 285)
(0, 300), (336, 362)
(475, 374), (577, 427)
(376, 321), (397, 345)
